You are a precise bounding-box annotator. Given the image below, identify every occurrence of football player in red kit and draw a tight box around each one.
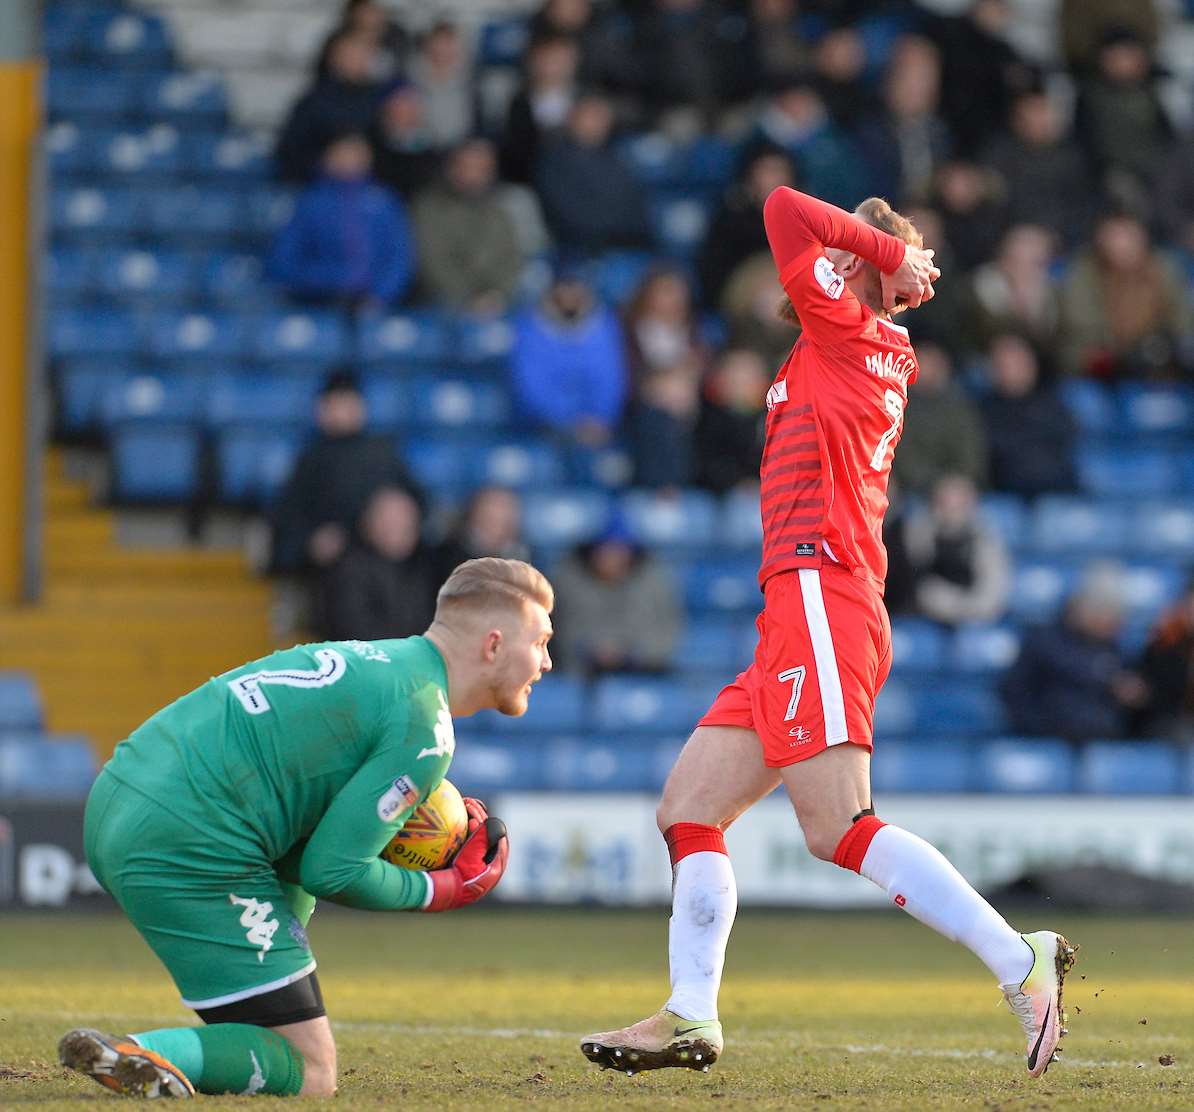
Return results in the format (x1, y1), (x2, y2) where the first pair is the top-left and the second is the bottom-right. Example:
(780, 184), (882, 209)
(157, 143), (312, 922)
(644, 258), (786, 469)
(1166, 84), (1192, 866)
(580, 189), (1076, 1079)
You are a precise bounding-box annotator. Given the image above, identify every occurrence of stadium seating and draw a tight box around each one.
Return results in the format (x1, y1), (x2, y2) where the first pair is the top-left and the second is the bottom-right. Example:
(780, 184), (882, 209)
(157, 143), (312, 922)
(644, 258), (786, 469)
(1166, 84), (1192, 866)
(0, 673), (43, 733)
(0, 735), (98, 799)
(1077, 741), (1185, 795)
(33, 0), (1194, 799)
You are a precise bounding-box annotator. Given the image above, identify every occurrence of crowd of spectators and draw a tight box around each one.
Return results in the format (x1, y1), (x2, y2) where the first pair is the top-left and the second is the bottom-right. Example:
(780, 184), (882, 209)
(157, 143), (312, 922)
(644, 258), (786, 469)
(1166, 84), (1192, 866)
(258, 0), (1194, 739)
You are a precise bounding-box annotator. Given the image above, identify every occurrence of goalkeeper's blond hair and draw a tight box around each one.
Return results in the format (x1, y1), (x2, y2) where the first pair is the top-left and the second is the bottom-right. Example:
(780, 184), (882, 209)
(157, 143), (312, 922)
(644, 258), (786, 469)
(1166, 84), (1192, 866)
(435, 557), (554, 619)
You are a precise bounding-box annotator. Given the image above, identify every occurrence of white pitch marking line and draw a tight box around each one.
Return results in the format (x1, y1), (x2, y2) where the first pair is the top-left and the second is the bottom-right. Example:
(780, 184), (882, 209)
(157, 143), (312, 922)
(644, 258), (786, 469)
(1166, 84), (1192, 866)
(23, 1015), (1165, 1070)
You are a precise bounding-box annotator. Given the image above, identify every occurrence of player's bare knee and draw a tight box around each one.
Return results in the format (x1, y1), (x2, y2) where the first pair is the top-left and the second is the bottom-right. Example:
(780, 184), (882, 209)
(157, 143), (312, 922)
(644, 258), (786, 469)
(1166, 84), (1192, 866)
(802, 822), (849, 862)
(299, 1060), (337, 1098)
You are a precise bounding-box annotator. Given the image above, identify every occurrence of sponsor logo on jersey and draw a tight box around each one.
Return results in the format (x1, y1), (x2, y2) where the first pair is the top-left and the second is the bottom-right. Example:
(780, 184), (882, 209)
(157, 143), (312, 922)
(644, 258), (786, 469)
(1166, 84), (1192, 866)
(766, 378), (788, 411)
(229, 894), (279, 963)
(788, 725), (813, 743)
(814, 256), (845, 300)
(377, 774), (421, 822)
(343, 639), (391, 663)
(418, 691), (457, 762)
(795, 542), (817, 557)
(864, 350), (916, 387)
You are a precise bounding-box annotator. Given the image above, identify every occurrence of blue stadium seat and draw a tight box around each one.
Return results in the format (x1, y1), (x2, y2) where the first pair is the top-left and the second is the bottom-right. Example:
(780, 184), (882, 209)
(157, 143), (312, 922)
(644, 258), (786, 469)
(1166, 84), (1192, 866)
(913, 680), (1006, 737)
(50, 185), (142, 238)
(564, 442), (634, 489)
(99, 371), (207, 425)
(243, 185), (297, 241)
(521, 489), (612, 548)
(0, 736), (98, 799)
(474, 438), (565, 490)
(45, 246), (95, 301)
(874, 678), (917, 736)
(215, 425), (305, 505)
(93, 126), (183, 179)
(1130, 501), (1194, 558)
(145, 185), (243, 242)
(978, 493), (1028, 550)
(974, 738), (1075, 793)
(47, 67), (137, 119)
(1007, 560), (1078, 623)
(359, 372), (412, 432)
(45, 121), (92, 177)
(871, 739), (974, 793)
(207, 371), (319, 428)
(455, 315), (516, 367)
(592, 676), (715, 734)
(588, 250), (657, 305)
(721, 488), (763, 549)
(478, 17), (530, 66)
(110, 422), (201, 502)
(951, 623), (1021, 673)
(621, 133), (684, 187)
(620, 490), (719, 549)
(95, 248), (195, 301)
(90, 10), (172, 68)
(672, 615), (753, 675)
(57, 361), (133, 434)
(408, 376), (511, 430)
(201, 253), (269, 305)
(149, 310), (246, 363)
(357, 311), (453, 365)
(447, 738), (547, 793)
(685, 136), (737, 189)
(1119, 383), (1194, 439)
(1119, 563), (1182, 624)
(683, 557), (760, 613)
(1077, 741), (1184, 795)
(466, 676), (587, 734)
(546, 738), (658, 791)
(1077, 443), (1178, 499)
(184, 132), (271, 181)
(251, 311), (349, 366)
(1028, 496), (1130, 556)
(889, 619), (947, 675)
(140, 71), (228, 126)
(0, 673), (42, 732)
(44, 3), (92, 60)
(49, 307), (141, 359)
(649, 737), (690, 791)
(650, 195), (712, 257)
(1058, 378), (1114, 436)
(404, 436), (471, 493)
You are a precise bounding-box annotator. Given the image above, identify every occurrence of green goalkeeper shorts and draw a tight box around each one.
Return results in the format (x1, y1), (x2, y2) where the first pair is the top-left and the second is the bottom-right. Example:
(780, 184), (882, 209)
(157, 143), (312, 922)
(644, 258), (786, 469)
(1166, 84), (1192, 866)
(84, 770), (317, 1011)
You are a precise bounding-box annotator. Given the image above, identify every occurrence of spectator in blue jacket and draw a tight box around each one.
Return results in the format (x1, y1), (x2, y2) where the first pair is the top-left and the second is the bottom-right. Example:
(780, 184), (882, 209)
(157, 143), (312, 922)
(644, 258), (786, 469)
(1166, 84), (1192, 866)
(268, 132), (415, 307)
(511, 268), (627, 446)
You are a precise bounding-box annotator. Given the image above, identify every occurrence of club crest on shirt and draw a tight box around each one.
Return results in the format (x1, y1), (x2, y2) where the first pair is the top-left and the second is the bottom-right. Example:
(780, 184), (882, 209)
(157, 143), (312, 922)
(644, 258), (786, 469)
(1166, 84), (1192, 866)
(813, 256), (845, 300)
(766, 378), (788, 411)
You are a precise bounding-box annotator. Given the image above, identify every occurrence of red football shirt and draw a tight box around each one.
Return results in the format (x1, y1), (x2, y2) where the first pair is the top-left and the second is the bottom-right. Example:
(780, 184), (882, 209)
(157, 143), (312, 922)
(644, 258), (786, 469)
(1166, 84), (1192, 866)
(757, 187), (919, 593)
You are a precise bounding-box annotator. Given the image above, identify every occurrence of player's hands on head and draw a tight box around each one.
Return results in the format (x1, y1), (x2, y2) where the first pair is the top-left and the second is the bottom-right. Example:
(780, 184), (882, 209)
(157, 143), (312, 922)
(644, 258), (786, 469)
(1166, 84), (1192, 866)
(423, 804), (509, 912)
(882, 245), (940, 312)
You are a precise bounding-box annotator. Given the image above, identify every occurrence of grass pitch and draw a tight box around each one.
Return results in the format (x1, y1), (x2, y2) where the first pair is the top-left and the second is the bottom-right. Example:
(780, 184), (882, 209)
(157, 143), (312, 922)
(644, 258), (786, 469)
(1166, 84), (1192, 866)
(0, 908), (1190, 1110)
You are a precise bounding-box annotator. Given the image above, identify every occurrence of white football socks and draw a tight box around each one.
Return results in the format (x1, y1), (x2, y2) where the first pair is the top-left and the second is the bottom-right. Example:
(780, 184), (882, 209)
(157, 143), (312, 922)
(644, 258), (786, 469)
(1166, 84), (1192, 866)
(859, 824), (1033, 985)
(665, 851), (737, 1022)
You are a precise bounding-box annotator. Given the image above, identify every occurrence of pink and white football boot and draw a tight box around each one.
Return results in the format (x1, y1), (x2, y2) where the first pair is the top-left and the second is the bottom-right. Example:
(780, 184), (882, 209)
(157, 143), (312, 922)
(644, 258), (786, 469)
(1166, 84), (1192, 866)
(1001, 931), (1078, 1077)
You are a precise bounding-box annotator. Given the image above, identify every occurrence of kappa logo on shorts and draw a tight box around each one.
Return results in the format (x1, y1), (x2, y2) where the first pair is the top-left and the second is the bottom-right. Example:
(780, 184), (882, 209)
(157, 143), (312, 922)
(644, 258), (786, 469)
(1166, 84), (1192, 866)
(229, 894), (279, 963)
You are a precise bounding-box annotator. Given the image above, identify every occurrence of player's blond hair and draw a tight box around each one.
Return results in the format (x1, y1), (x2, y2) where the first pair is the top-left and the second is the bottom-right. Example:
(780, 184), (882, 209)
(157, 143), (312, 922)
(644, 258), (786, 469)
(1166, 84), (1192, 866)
(435, 557), (554, 618)
(778, 197), (923, 324)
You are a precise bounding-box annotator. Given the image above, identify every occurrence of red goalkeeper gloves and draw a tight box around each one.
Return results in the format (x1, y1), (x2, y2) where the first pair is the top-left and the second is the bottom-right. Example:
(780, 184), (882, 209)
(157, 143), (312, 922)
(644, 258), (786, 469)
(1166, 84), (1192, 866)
(423, 796), (509, 912)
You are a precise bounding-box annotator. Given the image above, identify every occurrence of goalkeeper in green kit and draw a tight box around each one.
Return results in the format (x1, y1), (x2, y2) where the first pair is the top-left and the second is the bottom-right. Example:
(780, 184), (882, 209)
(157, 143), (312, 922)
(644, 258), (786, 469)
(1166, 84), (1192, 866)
(58, 558), (554, 1099)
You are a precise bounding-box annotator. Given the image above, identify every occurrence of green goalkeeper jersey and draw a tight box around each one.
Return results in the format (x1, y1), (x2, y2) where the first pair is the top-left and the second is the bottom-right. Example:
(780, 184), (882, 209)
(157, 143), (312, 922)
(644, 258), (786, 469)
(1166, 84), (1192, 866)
(100, 635), (454, 912)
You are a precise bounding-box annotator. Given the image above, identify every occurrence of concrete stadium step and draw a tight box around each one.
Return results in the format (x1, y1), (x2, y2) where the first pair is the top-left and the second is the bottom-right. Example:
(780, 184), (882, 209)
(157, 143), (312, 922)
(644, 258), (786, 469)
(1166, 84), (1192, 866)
(17, 448), (276, 755)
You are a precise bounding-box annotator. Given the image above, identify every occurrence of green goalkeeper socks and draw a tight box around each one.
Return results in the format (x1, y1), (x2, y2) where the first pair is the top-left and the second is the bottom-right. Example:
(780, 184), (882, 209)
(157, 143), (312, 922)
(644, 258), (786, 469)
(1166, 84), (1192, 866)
(132, 1024), (305, 1096)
